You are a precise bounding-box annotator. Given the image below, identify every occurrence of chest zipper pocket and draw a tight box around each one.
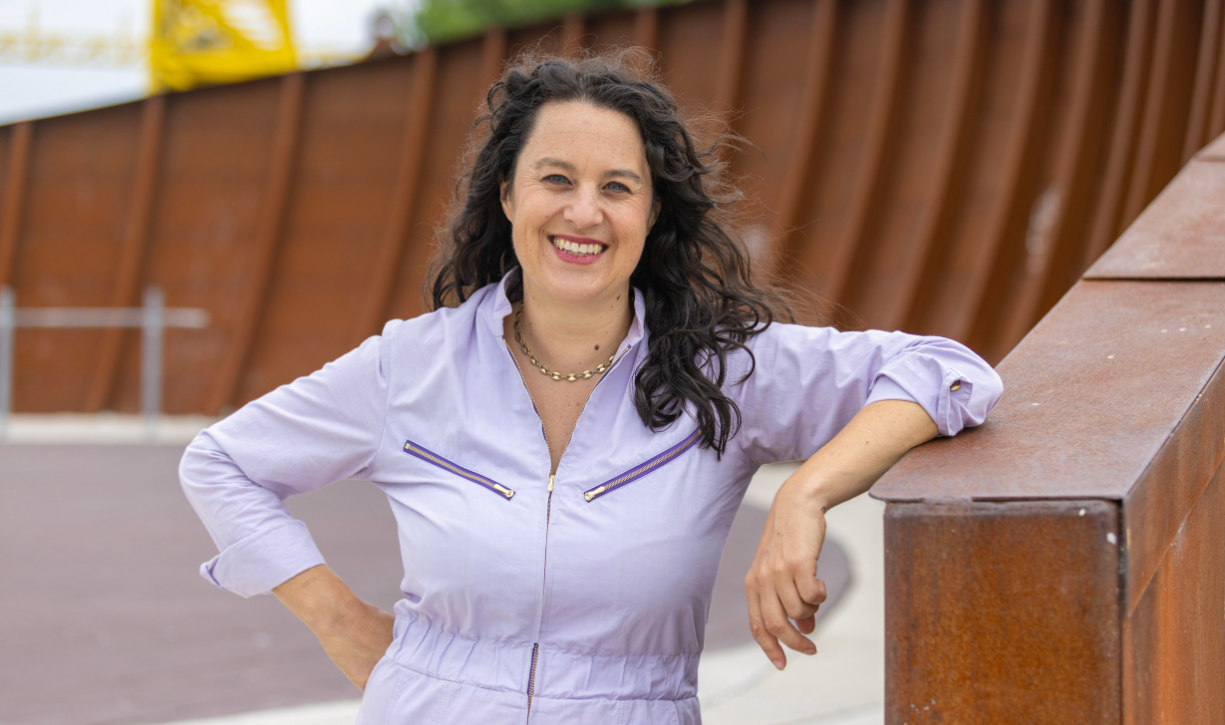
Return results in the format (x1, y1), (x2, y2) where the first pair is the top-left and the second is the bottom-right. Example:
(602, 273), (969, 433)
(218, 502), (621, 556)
(403, 439), (515, 500)
(583, 428), (702, 502)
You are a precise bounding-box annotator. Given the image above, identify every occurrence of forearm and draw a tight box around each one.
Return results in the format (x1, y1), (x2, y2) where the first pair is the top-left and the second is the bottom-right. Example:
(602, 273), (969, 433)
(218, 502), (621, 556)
(787, 399), (938, 510)
(745, 399), (938, 668)
(274, 565), (395, 691)
(273, 564), (362, 633)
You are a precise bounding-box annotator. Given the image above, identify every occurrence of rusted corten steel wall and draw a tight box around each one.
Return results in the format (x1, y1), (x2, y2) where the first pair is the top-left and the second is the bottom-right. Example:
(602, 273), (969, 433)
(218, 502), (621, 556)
(1, 0), (1224, 415)
(874, 134), (1225, 723)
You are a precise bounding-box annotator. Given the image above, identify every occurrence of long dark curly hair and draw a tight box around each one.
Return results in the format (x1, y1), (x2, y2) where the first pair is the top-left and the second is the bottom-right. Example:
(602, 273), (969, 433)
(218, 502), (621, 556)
(430, 48), (791, 455)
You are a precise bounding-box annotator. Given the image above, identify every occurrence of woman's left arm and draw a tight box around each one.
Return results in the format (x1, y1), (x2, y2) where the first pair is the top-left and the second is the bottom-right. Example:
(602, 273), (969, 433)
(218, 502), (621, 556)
(729, 324), (1003, 669)
(744, 398), (937, 670)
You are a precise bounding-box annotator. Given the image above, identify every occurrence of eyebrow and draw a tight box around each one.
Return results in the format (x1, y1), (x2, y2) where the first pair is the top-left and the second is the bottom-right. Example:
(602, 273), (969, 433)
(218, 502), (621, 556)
(533, 157), (645, 185)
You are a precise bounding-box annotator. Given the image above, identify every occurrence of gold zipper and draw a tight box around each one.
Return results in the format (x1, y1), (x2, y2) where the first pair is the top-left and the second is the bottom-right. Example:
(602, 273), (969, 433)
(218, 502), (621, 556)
(403, 441), (515, 499)
(526, 642), (539, 721)
(583, 429), (702, 502)
(502, 327), (634, 717)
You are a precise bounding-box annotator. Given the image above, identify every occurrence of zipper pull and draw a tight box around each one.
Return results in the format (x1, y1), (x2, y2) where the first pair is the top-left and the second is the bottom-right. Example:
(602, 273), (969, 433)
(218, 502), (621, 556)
(492, 483), (515, 499)
(548, 474), (555, 492)
(584, 486), (606, 502)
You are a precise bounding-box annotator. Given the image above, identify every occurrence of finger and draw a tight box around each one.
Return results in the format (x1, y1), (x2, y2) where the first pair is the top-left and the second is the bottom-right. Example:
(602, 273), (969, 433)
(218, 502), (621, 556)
(759, 584), (816, 657)
(745, 579), (786, 670)
(776, 570), (820, 622)
(797, 571), (828, 608)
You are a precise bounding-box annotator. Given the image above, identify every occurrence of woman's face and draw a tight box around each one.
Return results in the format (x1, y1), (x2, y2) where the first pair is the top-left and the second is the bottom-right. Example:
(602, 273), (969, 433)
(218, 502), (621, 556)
(501, 101), (657, 305)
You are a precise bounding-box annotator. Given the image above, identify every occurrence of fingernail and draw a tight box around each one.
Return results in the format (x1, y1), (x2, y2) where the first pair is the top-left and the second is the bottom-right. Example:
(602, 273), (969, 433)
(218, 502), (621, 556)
(806, 646), (817, 656)
(771, 658), (784, 670)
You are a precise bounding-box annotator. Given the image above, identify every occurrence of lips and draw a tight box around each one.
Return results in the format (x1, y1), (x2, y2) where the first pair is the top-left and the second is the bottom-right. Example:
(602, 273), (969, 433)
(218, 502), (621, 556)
(549, 235), (607, 257)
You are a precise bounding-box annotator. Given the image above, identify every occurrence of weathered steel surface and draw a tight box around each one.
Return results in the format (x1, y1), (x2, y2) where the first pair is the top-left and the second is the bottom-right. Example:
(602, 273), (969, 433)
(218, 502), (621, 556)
(885, 500), (1121, 724)
(1086, 159), (1225, 278)
(1124, 462), (1225, 725)
(876, 25), (1225, 718)
(1, 0), (1225, 413)
(872, 280), (1225, 502)
(1120, 324), (1225, 615)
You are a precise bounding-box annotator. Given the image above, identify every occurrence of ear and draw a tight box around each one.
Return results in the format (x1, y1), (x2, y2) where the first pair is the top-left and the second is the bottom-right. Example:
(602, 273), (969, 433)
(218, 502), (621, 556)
(499, 174), (513, 221)
(648, 197), (661, 232)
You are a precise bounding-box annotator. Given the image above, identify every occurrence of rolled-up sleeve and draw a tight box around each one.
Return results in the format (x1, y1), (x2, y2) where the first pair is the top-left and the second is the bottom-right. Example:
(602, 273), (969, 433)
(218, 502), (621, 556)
(180, 324), (394, 598)
(730, 323), (1002, 465)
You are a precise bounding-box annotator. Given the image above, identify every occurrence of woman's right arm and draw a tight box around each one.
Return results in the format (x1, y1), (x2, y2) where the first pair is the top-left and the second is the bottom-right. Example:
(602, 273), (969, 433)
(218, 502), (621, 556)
(180, 324), (398, 688)
(273, 564), (394, 690)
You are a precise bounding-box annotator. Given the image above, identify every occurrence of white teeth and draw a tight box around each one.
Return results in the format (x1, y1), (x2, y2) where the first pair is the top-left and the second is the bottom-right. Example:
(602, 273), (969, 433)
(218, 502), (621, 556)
(551, 237), (604, 256)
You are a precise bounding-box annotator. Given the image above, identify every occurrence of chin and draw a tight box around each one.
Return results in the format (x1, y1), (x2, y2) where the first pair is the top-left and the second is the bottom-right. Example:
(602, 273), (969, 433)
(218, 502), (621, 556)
(517, 240), (638, 303)
(537, 271), (613, 302)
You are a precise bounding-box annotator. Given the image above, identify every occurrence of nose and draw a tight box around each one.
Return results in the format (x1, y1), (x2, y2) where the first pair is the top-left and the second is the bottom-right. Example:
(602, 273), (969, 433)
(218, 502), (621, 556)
(563, 183), (604, 230)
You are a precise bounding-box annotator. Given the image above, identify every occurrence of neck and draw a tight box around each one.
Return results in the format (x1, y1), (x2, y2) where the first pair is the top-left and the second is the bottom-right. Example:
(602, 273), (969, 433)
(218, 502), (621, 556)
(515, 281), (634, 373)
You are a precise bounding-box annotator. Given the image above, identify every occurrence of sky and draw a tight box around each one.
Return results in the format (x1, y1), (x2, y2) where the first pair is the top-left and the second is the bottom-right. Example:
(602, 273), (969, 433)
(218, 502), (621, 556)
(0, 0), (408, 124)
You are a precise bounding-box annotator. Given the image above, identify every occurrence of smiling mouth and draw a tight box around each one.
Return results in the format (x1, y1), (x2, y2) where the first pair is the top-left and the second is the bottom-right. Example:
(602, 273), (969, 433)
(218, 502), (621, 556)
(550, 236), (607, 257)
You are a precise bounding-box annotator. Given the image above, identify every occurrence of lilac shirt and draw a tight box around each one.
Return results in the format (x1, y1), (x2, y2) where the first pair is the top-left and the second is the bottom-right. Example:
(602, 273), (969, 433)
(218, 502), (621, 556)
(180, 272), (1002, 724)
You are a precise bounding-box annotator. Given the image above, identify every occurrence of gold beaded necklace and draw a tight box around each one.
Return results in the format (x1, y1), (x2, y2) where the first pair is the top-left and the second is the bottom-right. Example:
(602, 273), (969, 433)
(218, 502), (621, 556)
(513, 304), (618, 382)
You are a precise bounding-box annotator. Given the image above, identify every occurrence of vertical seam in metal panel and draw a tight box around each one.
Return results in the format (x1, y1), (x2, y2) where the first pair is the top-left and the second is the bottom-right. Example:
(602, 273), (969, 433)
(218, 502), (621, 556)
(1037, 0), (1122, 323)
(1001, 0), (1107, 351)
(85, 95), (167, 413)
(634, 6), (659, 51)
(774, 0), (837, 270)
(207, 73), (305, 414)
(0, 122), (32, 288)
(355, 49), (437, 345)
(898, 0), (985, 333)
(823, 0), (909, 309)
(1121, 0), (1178, 228)
(959, 0), (1054, 348)
(1081, 0), (1155, 272)
(1182, 0), (1222, 162)
(1208, 3), (1225, 139)
(714, 0), (748, 116)
(479, 27), (507, 98)
(562, 12), (585, 57)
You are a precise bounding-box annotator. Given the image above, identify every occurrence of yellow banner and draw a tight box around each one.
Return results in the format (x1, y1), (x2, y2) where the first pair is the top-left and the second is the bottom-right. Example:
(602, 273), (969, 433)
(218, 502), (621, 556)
(151, 0), (296, 91)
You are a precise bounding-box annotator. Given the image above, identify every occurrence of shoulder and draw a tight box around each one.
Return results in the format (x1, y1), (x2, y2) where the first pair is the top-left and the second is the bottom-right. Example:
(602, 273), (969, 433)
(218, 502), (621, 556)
(379, 283), (497, 345)
(730, 321), (837, 368)
(374, 282), (505, 387)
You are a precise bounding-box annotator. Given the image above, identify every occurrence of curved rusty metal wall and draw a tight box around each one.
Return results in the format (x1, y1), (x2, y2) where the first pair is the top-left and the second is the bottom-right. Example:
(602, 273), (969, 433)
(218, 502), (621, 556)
(1, 0), (1223, 415)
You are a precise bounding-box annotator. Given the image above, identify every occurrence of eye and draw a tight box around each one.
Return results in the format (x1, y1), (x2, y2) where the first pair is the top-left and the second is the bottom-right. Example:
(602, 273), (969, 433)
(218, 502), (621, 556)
(544, 174), (570, 185)
(605, 181), (630, 193)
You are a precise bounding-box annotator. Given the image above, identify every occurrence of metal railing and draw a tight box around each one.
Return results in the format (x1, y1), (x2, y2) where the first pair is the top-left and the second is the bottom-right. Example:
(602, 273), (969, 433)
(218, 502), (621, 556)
(0, 286), (209, 440)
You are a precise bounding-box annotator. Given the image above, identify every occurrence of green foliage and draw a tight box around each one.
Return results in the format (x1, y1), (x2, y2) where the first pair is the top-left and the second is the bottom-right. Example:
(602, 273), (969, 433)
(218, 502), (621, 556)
(411, 0), (685, 45)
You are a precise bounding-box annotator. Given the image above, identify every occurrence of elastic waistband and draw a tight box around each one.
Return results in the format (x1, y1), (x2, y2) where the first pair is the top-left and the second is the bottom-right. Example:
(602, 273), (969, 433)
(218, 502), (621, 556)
(388, 608), (699, 701)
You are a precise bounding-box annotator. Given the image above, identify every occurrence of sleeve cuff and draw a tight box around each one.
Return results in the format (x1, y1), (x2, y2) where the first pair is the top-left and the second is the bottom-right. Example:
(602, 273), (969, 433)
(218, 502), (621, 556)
(864, 376), (919, 408)
(198, 520), (326, 598)
(868, 357), (975, 437)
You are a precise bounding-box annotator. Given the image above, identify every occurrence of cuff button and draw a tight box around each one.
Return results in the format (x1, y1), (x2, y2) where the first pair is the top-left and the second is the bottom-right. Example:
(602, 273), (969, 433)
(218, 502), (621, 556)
(949, 381), (962, 391)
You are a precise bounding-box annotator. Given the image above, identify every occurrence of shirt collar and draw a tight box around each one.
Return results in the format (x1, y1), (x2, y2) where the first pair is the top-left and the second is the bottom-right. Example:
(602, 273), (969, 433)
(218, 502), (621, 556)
(482, 268), (647, 355)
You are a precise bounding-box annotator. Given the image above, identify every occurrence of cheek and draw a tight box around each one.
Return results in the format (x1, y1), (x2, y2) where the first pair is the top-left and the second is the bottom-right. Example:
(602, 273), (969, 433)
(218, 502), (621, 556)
(617, 204), (653, 255)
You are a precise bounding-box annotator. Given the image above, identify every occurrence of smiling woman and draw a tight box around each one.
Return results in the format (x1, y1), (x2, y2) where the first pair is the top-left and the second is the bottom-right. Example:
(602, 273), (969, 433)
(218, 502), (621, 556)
(179, 49), (1004, 725)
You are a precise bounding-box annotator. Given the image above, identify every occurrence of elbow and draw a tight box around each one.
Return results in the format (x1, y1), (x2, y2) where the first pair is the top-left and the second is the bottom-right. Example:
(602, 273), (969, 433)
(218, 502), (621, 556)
(178, 428), (230, 506)
(179, 430), (207, 500)
(956, 362), (1003, 433)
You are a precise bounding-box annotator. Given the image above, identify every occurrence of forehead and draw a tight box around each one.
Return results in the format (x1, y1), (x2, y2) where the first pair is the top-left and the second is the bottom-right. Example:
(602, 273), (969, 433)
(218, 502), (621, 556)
(520, 101), (647, 172)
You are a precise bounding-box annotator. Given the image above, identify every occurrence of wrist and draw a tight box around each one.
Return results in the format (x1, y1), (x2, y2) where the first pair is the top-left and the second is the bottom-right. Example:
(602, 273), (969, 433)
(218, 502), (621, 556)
(274, 565), (361, 634)
(780, 472), (840, 514)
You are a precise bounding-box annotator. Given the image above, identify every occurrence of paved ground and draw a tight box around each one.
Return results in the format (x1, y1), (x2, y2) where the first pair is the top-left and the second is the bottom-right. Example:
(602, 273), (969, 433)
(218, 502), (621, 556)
(0, 417), (883, 725)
